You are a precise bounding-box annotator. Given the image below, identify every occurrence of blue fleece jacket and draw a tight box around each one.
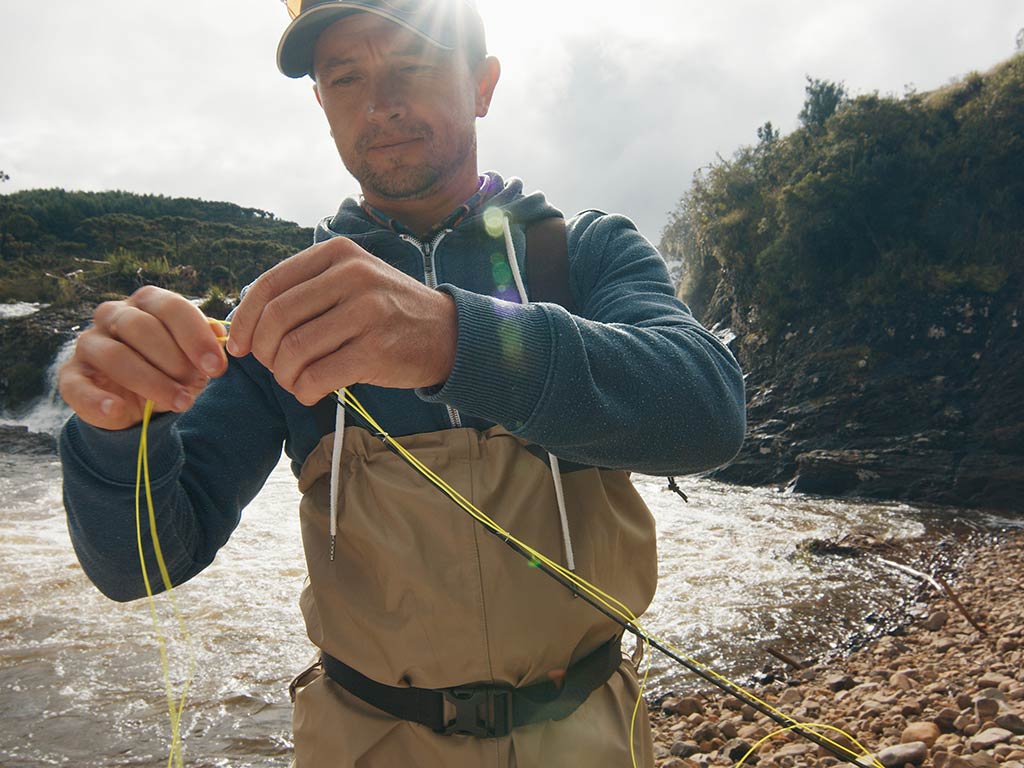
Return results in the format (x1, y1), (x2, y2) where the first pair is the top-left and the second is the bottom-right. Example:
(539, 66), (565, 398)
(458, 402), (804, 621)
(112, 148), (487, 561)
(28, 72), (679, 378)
(59, 174), (745, 602)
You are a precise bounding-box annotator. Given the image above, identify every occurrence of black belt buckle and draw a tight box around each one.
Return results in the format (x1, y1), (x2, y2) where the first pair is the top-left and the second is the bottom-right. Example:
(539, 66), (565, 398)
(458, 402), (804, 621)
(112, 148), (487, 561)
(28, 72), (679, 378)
(439, 686), (513, 738)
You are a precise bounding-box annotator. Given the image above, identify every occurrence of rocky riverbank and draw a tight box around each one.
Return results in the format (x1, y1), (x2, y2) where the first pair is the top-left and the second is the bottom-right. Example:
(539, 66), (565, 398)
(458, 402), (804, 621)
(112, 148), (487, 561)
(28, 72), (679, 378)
(650, 527), (1024, 768)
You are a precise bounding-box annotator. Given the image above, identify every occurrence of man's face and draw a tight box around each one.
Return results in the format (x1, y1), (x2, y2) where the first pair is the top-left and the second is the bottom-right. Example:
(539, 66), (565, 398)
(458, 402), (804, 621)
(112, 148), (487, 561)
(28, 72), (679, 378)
(312, 12), (495, 202)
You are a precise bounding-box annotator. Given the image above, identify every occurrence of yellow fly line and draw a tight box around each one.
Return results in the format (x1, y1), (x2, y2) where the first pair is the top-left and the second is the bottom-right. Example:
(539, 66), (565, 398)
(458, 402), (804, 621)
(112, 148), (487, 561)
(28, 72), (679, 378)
(136, 399), (194, 768)
(131, 318), (882, 768)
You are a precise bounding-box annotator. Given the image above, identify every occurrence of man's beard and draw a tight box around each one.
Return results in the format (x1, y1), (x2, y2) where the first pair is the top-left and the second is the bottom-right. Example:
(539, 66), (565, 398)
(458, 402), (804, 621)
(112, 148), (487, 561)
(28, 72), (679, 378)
(345, 121), (476, 201)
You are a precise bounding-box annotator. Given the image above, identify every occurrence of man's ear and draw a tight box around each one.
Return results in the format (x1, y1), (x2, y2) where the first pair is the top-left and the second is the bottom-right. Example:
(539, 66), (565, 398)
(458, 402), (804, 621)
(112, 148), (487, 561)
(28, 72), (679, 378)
(474, 56), (501, 118)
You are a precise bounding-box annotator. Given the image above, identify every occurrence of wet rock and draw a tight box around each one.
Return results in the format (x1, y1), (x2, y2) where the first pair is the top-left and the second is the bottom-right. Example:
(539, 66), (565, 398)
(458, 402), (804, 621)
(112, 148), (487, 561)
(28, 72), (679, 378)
(954, 713), (975, 732)
(0, 424), (57, 455)
(890, 672), (916, 690)
(934, 733), (963, 750)
(968, 727), (1013, 751)
(674, 697), (706, 717)
(978, 673), (1012, 689)
(975, 698), (1001, 721)
(826, 674), (856, 692)
(721, 738), (755, 763)
(901, 721), (940, 748)
(995, 712), (1024, 734)
(774, 743), (813, 759)
(935, 708), (961, 732)
(998, 637), (1020, 653)
(691, 721), (718, 743)
(875, 740), (928, 766)
(660, 696), (683, 715)
(670, 740), (699, 758)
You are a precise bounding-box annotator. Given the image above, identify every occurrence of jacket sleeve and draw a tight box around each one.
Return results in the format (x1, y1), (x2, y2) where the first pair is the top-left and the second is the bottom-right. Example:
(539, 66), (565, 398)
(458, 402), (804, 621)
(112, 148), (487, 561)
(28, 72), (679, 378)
(420, 211), (745, 475)
(59, 355), (287, 602)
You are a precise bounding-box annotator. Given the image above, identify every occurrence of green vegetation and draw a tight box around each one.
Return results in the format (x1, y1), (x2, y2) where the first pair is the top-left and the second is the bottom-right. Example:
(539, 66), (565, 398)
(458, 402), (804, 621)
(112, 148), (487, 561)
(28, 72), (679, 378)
(0, 189), (313, 305)
(662, 54), (1024, 332)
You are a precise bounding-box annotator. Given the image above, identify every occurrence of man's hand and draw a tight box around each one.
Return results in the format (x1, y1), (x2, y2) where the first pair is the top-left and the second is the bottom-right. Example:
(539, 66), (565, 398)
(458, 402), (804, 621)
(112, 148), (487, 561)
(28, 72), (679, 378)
(225, 237), (457, 405)
(59, 286), (228, 430)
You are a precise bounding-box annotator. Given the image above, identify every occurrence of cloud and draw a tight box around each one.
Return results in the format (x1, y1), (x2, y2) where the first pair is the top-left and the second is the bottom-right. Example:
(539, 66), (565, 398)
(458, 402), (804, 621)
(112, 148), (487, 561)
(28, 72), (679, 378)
(2, 0), (1022, 245)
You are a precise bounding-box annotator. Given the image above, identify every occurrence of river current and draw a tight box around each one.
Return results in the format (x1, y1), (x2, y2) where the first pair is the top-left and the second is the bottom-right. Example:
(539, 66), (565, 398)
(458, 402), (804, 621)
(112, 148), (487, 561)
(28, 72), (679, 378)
(1, 348), (1018, 767)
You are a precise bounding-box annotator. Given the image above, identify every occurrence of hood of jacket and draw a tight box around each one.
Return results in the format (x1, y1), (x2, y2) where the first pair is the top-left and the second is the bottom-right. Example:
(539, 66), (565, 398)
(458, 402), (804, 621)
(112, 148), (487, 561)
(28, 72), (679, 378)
(313, 172), (562, 243)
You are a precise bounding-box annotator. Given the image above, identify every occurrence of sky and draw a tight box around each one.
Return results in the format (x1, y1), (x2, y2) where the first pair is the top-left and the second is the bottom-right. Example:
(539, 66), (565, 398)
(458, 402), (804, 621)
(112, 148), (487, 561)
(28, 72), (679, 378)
(1, 1), (1022, 245)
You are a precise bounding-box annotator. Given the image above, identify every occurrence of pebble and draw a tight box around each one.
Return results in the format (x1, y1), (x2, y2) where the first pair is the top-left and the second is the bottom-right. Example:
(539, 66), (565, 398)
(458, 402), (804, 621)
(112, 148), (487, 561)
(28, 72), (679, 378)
(648, 530), (1024, 768)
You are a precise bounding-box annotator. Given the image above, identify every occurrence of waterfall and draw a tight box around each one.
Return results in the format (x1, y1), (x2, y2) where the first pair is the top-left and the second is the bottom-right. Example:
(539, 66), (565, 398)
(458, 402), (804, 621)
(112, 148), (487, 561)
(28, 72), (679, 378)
(0, 336), (77, 436)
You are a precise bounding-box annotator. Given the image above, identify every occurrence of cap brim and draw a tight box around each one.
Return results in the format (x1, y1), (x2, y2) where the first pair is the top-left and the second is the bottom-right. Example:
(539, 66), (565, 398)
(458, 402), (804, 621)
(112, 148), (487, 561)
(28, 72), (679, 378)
(277, 2), (454, 79)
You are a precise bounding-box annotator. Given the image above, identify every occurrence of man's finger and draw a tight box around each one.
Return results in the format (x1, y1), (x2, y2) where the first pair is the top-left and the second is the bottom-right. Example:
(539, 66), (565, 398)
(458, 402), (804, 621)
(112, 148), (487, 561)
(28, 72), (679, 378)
(227, 242), (338, 358)
(76, 332), (199, 415)
(289, 339), (377, 406)
(129, 286), (227, 378)
(98, 304), (199, 385)
(58, 363), (135, 430)
(269, 303), (361, 392)
(249, 269), (353, 375)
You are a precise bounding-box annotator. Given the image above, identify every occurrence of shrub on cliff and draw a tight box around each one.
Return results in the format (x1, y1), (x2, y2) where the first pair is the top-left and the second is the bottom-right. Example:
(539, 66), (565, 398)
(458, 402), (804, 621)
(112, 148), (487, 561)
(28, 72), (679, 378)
(663, 54), (1024, 333)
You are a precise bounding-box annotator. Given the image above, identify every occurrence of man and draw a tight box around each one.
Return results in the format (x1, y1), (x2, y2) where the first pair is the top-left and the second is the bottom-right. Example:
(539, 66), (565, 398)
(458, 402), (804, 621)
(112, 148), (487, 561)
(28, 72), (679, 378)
(58, 1), (746, 765)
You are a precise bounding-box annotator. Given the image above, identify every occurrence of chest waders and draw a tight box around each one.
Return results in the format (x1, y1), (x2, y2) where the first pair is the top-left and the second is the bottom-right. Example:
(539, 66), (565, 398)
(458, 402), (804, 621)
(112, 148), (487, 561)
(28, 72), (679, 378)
(289, 219), (658, 768)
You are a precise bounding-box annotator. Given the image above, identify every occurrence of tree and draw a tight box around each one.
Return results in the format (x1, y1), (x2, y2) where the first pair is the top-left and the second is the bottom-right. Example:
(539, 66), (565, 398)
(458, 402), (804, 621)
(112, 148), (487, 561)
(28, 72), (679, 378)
(798, 77), (848, 131)
(0, 170), (10, 183)
(1016, 27), (1023, 51)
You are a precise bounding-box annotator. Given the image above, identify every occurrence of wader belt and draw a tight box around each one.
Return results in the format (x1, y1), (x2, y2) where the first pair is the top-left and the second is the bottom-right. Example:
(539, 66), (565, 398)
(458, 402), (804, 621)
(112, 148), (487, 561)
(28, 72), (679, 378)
(320, 635), (622, 738)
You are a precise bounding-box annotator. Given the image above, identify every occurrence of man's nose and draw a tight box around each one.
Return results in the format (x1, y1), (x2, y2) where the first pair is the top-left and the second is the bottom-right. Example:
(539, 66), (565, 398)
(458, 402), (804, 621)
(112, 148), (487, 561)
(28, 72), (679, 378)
(365, 75), (406, 121)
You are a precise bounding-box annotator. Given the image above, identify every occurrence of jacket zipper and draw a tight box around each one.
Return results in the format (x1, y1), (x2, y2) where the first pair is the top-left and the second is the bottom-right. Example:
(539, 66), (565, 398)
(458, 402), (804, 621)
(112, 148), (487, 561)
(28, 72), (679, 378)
(399, 230), (462, 429)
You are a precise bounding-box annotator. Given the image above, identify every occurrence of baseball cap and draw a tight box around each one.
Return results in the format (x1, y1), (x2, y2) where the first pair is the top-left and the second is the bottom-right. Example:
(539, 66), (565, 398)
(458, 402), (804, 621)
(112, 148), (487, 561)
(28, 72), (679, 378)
(277, 0), (487, 79)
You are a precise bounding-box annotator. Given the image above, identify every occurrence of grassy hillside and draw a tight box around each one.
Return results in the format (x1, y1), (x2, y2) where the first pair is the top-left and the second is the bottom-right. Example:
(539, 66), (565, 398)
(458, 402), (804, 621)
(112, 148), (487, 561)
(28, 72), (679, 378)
(0, 189), (313, 307)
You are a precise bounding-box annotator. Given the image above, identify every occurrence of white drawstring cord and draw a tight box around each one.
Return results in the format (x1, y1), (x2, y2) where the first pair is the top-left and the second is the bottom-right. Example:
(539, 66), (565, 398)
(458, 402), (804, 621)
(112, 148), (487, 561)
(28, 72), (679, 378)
(502, 214), (577, 573)
(329, 400), (345, 561)
(547, 454), (576, 572)
(503, 214), (529, 303)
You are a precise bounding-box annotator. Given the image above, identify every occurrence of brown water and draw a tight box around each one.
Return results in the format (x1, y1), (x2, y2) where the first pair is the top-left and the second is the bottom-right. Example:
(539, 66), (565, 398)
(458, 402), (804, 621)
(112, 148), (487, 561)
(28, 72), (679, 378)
(1, 450), (1016, 767)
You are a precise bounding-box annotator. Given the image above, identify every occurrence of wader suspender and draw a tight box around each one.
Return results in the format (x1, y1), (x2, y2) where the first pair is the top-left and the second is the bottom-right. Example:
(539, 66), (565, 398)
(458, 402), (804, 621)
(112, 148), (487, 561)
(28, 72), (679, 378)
(525, 215), (576, 312)
(315, 216), (620, 737)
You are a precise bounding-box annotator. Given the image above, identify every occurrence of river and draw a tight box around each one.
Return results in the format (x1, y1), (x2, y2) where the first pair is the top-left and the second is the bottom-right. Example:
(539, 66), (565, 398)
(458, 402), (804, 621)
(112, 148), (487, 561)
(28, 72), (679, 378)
(1, 345), (1019, 767)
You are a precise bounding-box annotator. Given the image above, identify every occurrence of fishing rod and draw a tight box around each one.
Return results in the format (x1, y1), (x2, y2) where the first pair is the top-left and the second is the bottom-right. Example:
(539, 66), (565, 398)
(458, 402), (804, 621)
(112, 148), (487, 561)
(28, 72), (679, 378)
(333, 392), (875, 767)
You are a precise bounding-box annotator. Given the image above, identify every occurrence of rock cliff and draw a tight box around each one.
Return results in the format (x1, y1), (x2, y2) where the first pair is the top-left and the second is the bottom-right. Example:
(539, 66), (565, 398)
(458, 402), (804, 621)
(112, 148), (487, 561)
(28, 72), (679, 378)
(705, 278), (1024, 512)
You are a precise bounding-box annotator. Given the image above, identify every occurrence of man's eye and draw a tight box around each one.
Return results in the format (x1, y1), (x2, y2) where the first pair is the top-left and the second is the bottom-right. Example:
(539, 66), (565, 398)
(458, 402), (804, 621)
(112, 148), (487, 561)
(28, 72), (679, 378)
(402, 64), (430, 74)
(331, 75), (360, 87)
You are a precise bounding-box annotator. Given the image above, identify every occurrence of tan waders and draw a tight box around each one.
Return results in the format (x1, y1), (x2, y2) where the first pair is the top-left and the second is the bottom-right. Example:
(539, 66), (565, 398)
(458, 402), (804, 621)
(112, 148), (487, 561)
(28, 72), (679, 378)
(291, 426), (658, 767)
